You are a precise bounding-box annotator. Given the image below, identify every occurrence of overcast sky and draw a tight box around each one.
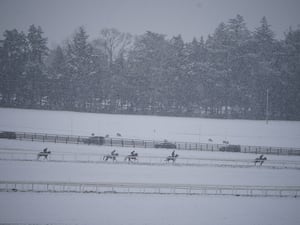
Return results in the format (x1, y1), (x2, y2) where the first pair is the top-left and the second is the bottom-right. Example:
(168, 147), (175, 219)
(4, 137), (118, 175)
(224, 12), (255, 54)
(1, 0), (300, 46)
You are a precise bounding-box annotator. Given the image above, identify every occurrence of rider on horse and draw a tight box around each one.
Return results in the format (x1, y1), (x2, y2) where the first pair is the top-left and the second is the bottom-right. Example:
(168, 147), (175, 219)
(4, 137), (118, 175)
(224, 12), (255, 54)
(171, 150), (175, 157)
(131, 150), (136, 156)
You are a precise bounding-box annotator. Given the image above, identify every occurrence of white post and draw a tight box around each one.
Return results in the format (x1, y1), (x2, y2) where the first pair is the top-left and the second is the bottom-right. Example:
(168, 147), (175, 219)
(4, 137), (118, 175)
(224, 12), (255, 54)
(266, 89), (269, 124)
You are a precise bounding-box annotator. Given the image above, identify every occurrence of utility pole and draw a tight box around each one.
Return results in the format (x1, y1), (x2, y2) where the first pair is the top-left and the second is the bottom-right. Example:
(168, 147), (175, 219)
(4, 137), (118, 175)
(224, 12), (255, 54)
(266, 89), (269, 124)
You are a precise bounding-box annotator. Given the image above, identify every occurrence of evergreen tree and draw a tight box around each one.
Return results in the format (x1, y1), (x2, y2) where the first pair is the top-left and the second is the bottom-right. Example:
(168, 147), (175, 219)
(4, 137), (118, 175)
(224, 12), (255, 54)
(0, 29), (28, 106)
(65, 26), (96, 110)
(280, 28), (300, 119)
(24, 25), (48, 107)
(127, 31), (170, 113)
(46, 46), (68, 109)
(251, 17), (280, 119)
(185, 37), (210, 116)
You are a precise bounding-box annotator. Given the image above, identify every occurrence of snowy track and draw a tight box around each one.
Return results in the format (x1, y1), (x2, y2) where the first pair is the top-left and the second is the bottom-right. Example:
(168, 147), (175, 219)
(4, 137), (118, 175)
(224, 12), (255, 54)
(1, 150), (300, 170)
(1, 180), (299, 198)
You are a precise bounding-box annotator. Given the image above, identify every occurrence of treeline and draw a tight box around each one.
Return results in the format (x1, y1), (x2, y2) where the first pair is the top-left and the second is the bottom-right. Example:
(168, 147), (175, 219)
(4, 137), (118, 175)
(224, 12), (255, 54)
(0, 15), (300, 120)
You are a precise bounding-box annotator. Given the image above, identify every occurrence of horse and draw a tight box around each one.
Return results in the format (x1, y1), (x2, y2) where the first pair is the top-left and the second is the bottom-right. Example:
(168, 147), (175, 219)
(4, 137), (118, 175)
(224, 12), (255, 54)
(254, 155), (267, 166)
(37, 151), (51, 160)
(103, 153), (119, 162)
(165, 154), (179, 163)
(124, 153), (138, 162)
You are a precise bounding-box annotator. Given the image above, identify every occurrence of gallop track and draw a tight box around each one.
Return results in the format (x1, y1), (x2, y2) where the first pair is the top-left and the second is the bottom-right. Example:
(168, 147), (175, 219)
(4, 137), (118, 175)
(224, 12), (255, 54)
(1, 149), (300, 170)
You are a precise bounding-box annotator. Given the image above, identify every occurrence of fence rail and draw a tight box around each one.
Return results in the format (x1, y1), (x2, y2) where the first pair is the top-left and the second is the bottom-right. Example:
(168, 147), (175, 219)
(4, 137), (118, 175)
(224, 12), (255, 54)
(0, 180), (299, 198)
(1, 130), (300, 156)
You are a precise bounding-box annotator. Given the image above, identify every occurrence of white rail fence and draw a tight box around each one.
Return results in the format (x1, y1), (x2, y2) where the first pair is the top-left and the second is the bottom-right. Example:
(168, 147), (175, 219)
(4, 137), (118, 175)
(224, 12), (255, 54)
(0, 180), (299, 198)
(1, 151), (300, 169)
(2, 130), (300, 156)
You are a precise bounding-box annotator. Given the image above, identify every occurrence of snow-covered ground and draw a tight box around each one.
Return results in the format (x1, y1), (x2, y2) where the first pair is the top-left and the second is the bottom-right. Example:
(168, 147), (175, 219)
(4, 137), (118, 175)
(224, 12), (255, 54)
(1, 107), (300, 147)
(1, 192), (300, 225)
(0, 108), (300, 225)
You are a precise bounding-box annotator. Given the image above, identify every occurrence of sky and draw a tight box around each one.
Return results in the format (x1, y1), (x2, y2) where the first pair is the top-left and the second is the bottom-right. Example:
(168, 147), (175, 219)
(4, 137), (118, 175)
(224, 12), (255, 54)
(0, 0), (300, 47)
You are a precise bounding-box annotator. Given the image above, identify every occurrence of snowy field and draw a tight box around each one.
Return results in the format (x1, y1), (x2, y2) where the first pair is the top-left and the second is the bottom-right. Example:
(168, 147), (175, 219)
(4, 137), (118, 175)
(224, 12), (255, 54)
(0, 108), (300, 225)
(1, 108), (300, 147)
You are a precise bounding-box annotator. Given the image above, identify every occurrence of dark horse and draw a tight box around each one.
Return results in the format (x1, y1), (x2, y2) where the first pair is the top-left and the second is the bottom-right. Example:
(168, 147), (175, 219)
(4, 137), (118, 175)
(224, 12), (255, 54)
(165, 154), (179, 163)
(103, 153), (119, 162)
(254, 154), (267, 166)
(37, 150), (51, 160)
(124, 153), (138, 162)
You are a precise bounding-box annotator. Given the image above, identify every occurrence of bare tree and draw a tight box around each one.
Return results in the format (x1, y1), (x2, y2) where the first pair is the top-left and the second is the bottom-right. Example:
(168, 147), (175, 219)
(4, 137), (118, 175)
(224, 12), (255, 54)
(94, 28), (133, 67)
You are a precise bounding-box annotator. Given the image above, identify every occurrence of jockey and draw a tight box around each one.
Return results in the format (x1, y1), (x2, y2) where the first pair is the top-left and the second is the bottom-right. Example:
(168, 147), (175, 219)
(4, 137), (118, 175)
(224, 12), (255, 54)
(130, 150), (136, 156)
(43, 148), (48, 153)
(111, 149), (117, 156)
(171, 150), (175, 157)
